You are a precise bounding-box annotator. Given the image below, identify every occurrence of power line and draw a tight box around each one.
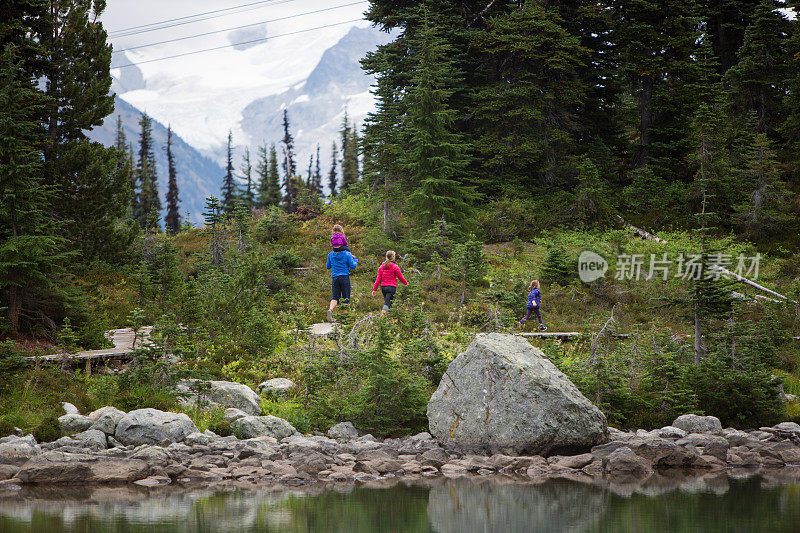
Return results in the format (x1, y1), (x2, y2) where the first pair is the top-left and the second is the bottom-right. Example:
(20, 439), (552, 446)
(112, 1), (367, 54)
(115, 18), (364, 69)
(109, 0), (299, 38)
(109, 0), (292, 36)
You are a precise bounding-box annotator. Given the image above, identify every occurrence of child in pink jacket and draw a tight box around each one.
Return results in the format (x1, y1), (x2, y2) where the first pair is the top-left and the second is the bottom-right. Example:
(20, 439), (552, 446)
(371, 250), (408, 313)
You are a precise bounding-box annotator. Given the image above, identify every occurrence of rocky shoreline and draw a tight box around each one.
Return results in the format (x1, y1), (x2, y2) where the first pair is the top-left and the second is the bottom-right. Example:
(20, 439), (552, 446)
(3, 408), (800, 489)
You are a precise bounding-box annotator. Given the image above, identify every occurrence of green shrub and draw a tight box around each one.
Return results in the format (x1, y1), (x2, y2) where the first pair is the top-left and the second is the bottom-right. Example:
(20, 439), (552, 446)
(0, 417), (16, 438)
(540, 247), (573, 285)
(33, 417), (61, 443)
(252, 207), (294, 243)
(0, 341), (26, 383)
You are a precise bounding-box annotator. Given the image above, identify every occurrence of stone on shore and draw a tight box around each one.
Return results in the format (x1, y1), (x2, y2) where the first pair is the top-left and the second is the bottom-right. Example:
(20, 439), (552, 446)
(177, 380), (262, 416)
(58, 414), (93, 435)
(427, 333), (608, 455)
(62, 402), (80, 415)
(114, 409), (198, 446)
(88, 406), (126, 435)
(15, 451), (149, 484)
(0, 437), (41, 466)
(224, 408), (249, 423)
(603, 446), (653, 477)
(231, 415), (299, 440)
(328, 422), (359, 442)
(257, 378), (296, 398)
(671, 414), (723, 436)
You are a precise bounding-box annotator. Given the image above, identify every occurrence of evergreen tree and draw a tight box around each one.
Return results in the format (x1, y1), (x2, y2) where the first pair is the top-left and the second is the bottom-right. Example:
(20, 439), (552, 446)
(265, 143), (281, 207)
(164, 126), (181, 235)
(0, 46), (70, 335)
(240, 146), (254, 210)
(725, 0), (791, 136)
(472, 0), (588, 189)
(281, 110), (297, 212)
(221, 130), (237, 216)
(401, 7), (475, 229)
(312, 144), (323, 195)
(114, 115), (126, 152)
(38, 0), (133, 260)
(732, 133), (792, 240)
(342, 124), (360, 189)
(328, 141), (339, 197)
(135, 113), (161, 228)
(306, 154), (314, 185)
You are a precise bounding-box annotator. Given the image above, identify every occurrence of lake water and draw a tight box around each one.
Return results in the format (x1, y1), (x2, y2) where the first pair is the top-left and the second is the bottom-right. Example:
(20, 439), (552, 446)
(2, 469), (800, 532)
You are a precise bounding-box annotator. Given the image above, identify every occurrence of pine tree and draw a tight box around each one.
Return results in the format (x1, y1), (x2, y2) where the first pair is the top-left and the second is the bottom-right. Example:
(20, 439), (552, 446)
(725, 0), (791, 136)
(135, 113), (161, 228)
(240, 146), (254, 210)
(281, 110), (297, 212)
(0, 46), (70, 335)
(342, 124), (360, 189)
(401, 7), (475, 229)
(164, 126), (181, 235)
(114, 115), (126, 152)
(202, 196), (224, 266)
(37, 0), (133, 260)
(313, 144), (322, 195)
(306, 154), (314, 185)
(328, 141), (338, 197)
(221, 130), (237, 216)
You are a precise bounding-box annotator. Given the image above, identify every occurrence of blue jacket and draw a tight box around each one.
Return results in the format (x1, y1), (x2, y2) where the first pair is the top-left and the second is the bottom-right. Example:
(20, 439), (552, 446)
(527, 288), (541, 308)
(326, 250), (358, 277)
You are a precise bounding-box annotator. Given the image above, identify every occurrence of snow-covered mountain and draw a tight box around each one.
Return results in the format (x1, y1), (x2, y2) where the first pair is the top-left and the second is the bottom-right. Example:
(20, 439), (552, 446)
(101, 20), (391, 213)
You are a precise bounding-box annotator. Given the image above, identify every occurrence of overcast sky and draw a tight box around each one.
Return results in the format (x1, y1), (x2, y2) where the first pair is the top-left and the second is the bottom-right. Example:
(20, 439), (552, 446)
(102, 0), (369, 58)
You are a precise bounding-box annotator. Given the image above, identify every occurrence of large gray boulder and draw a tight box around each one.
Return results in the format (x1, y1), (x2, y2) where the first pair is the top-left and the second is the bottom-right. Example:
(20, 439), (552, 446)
(671, 414), (723, 436)
(114, 409), (198, 446)
(231, 415), (299, 440)
(177, 380), (261, 415)
(0, 437), (42, 466)
(427, 333), (608, 455)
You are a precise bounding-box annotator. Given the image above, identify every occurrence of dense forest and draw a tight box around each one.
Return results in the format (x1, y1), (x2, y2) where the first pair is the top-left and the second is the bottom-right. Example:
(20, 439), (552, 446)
(1, 0), (799, 440)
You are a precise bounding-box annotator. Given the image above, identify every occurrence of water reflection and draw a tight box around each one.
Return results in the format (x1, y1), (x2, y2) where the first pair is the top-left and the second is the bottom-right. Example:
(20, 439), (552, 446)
(1, 469), (800, 532)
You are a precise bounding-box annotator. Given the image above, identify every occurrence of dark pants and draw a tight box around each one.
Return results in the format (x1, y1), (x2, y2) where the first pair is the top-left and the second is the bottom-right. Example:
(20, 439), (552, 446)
(381, 285), (396, 311)
(332, 275), (351, 303)
(520, 306), (542, 325)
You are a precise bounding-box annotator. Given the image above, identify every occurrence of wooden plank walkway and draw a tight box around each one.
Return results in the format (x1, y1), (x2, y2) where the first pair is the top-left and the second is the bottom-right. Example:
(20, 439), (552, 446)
(24, 327), (152, 363)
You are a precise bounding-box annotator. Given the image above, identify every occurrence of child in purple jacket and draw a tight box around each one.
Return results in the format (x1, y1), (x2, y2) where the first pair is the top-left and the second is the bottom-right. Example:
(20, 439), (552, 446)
(331, 224), (350, 253)
(519, 280), (547, 331)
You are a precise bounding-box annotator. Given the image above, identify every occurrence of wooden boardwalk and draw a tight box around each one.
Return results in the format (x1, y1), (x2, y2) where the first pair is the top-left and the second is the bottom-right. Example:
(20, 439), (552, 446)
(24, 327), (152, 363)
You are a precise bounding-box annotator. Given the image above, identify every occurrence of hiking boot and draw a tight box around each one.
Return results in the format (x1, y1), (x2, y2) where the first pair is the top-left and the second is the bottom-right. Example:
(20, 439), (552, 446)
(517, 321), (524, 329)
(327, 309), (334, 323)
(539, 324), (547, 331)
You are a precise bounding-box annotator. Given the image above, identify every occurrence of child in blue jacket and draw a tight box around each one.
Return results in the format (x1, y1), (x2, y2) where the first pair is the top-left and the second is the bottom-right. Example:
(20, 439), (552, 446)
(326, 248), (358, 322)
(519, 280), (547, 331)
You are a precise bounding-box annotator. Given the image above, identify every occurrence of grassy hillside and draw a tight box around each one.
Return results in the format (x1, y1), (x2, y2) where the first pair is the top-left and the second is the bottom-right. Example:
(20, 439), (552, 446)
(2, 194), (799, 439)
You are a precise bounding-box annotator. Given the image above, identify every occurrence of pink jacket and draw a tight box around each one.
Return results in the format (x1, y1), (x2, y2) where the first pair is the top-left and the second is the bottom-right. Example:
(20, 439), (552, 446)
(373, 262), (408, 291)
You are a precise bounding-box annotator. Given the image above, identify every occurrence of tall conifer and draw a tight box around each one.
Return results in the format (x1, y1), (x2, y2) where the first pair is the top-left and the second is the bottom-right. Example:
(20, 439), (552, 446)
(281, 110), (297, 212)
(240, 146), (254, 210)
(221, 130), (237, 216)
(328, 141), (338, 197)
(135, 113), (161, 228)
(164, 126), (181, 234)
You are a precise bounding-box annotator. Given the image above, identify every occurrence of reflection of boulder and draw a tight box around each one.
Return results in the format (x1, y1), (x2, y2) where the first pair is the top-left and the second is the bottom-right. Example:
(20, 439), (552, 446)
(428, 478), (606, 533)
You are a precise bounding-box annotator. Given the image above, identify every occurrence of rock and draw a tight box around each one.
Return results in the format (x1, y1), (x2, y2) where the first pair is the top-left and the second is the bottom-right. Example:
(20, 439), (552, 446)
(177, 379), (262, 416)
(760, 440), (800, 464)
(114, 409), (198, 446)
(15, 451), (149, 484)
(658, 426), (688, 439)
(0, 438), (42, 466)
(773, 422), (800, 435)
(356, 458), (403, 474)
(0, 464), (20, 481)
(62, 402), (80, 415)
(185, 432), (212, 446)
(224, 408), (249, 423)
(328, 422), (359, 442)
(603, 446), (653, 477)
(419, 447), (450, 468)
(626, 438), (696, 467)
(231, 415), (298, 440)
(671, 414), (723, 436)
(130, 446), (171, 465)
(550, 453), (594, 470)
(87, 407), (126, 435)
(107, 436), (125, 448)
(58, 414), (93, 435)
(723, 429), (757, 447)
(727, 447), (761, 466)
(72, 430), (108, 450)
(427, 333), (608, 455)
(676, 434), (729, 461)
(257, 378), (296, 398)
(608, 427), (634, 441)
(133, 475), (171, 487)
